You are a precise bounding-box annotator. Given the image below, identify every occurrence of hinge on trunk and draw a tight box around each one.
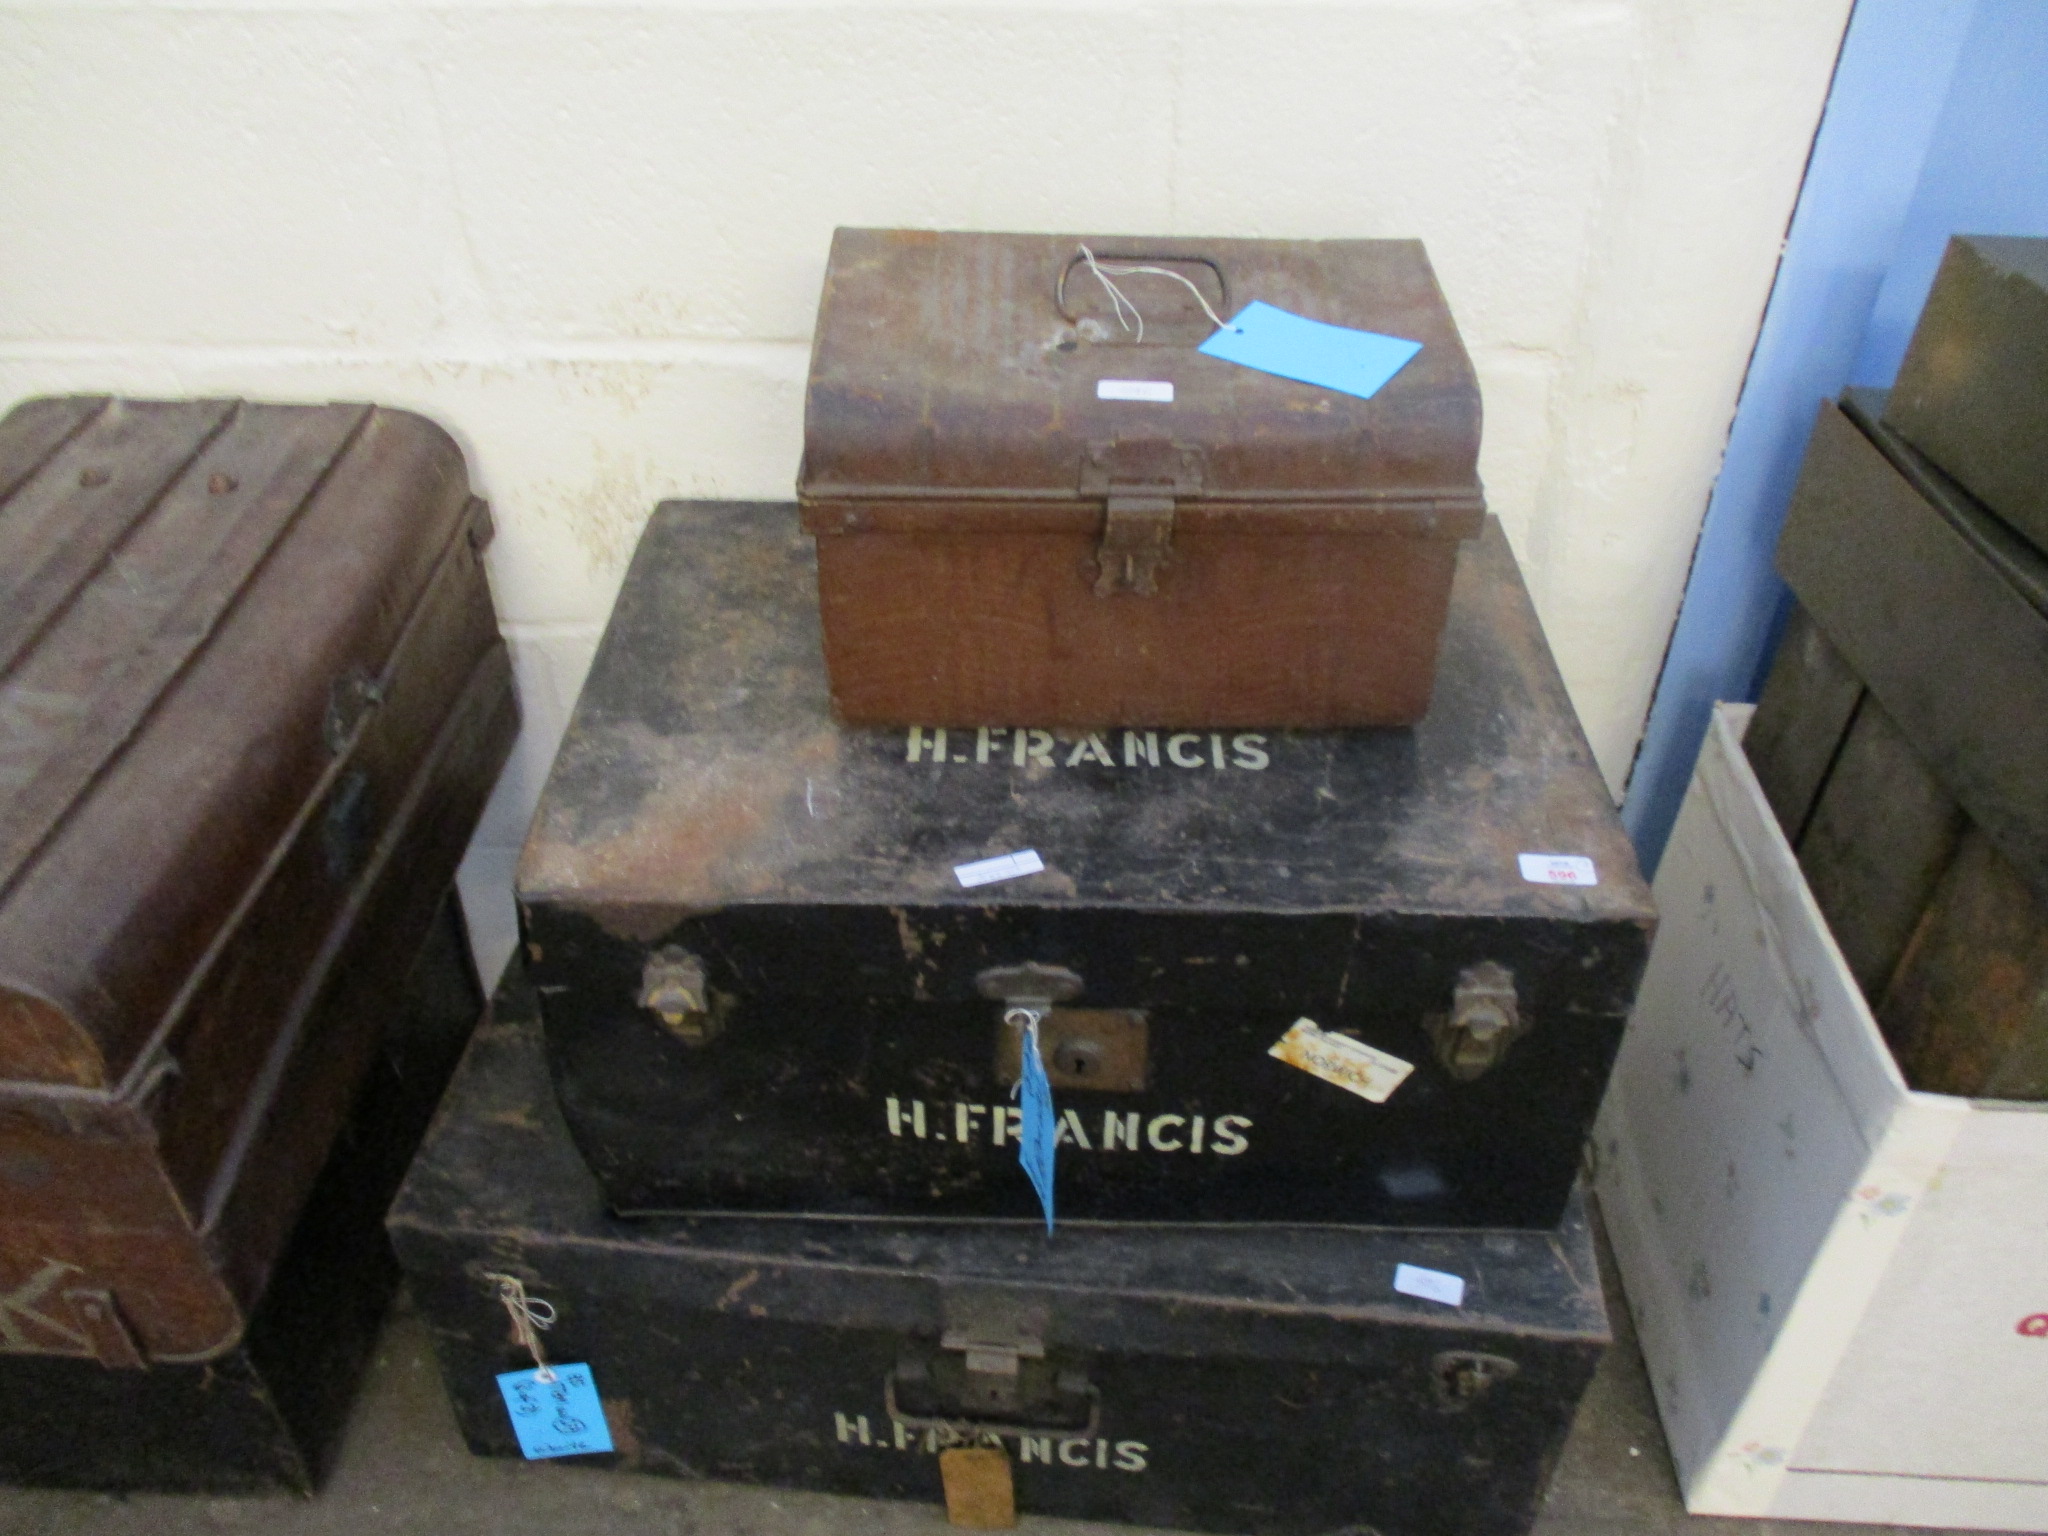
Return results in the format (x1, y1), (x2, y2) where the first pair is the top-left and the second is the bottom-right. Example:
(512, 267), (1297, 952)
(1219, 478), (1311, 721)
(1094, 496), (1176, 597)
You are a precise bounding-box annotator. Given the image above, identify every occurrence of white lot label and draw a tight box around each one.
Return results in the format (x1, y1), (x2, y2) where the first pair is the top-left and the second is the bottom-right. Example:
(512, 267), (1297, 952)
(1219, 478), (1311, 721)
(954, 849), (1045, 888)
(1518, 852), (1598, 887)
(1267, 1018), (1414, 1104)
(1393, 1263), (1466, 1307)
(1096, 379), (1175, 403)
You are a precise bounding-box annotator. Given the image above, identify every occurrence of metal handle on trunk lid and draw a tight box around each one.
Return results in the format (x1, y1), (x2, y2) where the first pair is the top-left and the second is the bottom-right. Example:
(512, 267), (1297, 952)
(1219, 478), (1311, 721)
(1055, 253), (1231, 333)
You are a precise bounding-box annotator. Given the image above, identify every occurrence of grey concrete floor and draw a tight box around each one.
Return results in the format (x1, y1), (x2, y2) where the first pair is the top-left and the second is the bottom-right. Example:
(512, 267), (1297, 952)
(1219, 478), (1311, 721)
(1, 1213), (1946, 1536)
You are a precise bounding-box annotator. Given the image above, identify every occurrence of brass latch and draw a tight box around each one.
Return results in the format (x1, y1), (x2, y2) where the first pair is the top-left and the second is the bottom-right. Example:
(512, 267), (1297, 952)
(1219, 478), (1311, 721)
(1431, 1350), (1520, 1411)
(68, 1286), (146, 1370)
(1425, 961), (1525, 1081)
(887, 1286), (1098, 1438)
(639, 945), (721, 1044)
(1079, 441), (1200, 598)
(1094, 495), (1176, 596)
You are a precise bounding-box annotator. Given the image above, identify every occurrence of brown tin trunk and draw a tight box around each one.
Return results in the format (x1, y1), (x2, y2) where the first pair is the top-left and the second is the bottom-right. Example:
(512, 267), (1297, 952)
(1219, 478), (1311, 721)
(0, 895), (487, 1492)
(0, 396), (517, 1365)
(799, 230), (1485, 727)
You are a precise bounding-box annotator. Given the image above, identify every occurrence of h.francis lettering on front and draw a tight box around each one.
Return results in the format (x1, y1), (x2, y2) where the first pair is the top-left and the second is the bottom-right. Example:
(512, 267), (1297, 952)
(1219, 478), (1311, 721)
(516, 501), (1654, 1229)
(390, 969), (1615, 1536)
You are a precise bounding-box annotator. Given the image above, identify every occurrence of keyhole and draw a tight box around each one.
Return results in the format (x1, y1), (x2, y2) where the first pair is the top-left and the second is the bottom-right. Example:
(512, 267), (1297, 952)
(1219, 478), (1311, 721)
(1052, 1039), (1102, 1078)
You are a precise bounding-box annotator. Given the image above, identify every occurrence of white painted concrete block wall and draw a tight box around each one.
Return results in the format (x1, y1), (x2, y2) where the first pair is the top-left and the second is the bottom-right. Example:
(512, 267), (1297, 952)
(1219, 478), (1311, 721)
(0, 0), (1852, 981)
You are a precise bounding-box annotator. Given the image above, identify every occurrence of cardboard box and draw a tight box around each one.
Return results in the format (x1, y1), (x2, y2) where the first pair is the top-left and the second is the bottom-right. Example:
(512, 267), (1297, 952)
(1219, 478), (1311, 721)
(1595, 703), (2048, 1529)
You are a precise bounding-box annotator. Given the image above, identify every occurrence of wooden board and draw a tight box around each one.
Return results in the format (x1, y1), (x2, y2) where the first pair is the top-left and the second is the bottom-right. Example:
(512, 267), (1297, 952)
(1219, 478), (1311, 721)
(1795, 694), (1963, 1001)
(1881, 825), (2048, 1099)
(1743, 603), (1864, 843)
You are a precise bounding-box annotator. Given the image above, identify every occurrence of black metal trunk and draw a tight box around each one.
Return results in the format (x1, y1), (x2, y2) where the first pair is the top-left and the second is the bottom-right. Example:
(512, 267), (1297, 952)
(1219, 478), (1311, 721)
(519, 501), (1654, 1229)
(0, 896), (484, 1493)
(390, 967), (1610, 1536)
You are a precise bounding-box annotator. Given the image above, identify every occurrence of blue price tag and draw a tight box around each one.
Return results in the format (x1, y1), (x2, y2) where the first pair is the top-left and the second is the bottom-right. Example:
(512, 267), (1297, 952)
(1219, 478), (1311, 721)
(496, 1363), (614, 1459)
(1198, 300), (1423, 400)
(1017, 1020), (1057, 1233)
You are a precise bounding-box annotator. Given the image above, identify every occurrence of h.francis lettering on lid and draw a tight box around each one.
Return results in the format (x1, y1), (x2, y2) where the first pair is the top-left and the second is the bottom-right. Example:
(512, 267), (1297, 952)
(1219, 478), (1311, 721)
(906, 727), (1270, 771)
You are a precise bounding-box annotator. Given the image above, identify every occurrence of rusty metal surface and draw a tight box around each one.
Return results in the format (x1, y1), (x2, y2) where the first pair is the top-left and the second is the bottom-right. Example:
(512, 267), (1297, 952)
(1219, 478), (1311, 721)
(801, 230), (1483, 516)
(521, 504), (1646, 928)
(810, 524), (1465, 727)
(0, 606), (512, 1364)
(0, 395), (516, 1362)
(0, 896), (485, 1493)
(0, 398), (469, 1086)
(797, 231), (1486, 728)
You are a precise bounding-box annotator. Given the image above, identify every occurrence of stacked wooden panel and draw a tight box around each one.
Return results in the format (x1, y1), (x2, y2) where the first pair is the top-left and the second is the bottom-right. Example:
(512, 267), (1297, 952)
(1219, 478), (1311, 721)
(1749, 236), (2048, 1099)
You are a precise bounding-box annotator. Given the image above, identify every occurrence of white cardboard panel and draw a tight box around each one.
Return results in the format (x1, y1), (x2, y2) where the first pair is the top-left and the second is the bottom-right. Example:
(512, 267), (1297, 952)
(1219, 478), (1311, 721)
(1595, 704), (1882, 1501)
(1595, 704), (2048, 1529)
(1772, 1468), (2048, 1532)
(1793, 1106), (2048, 1486)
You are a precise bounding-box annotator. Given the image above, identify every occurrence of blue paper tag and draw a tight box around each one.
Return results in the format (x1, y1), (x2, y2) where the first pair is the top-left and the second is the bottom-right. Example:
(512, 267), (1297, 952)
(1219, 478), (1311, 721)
(1198, 300), (1423, 399)
(497, 1363), (614, 1459)
(1017, 1020), (1057, 1232)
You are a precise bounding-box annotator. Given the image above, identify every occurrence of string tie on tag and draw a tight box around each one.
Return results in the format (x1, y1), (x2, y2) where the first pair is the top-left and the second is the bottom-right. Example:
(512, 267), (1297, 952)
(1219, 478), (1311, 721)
(1008, 1011), (1037, 1104)
(1078, 245), (1241, 344)
(485, 1271), (558, 1383)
